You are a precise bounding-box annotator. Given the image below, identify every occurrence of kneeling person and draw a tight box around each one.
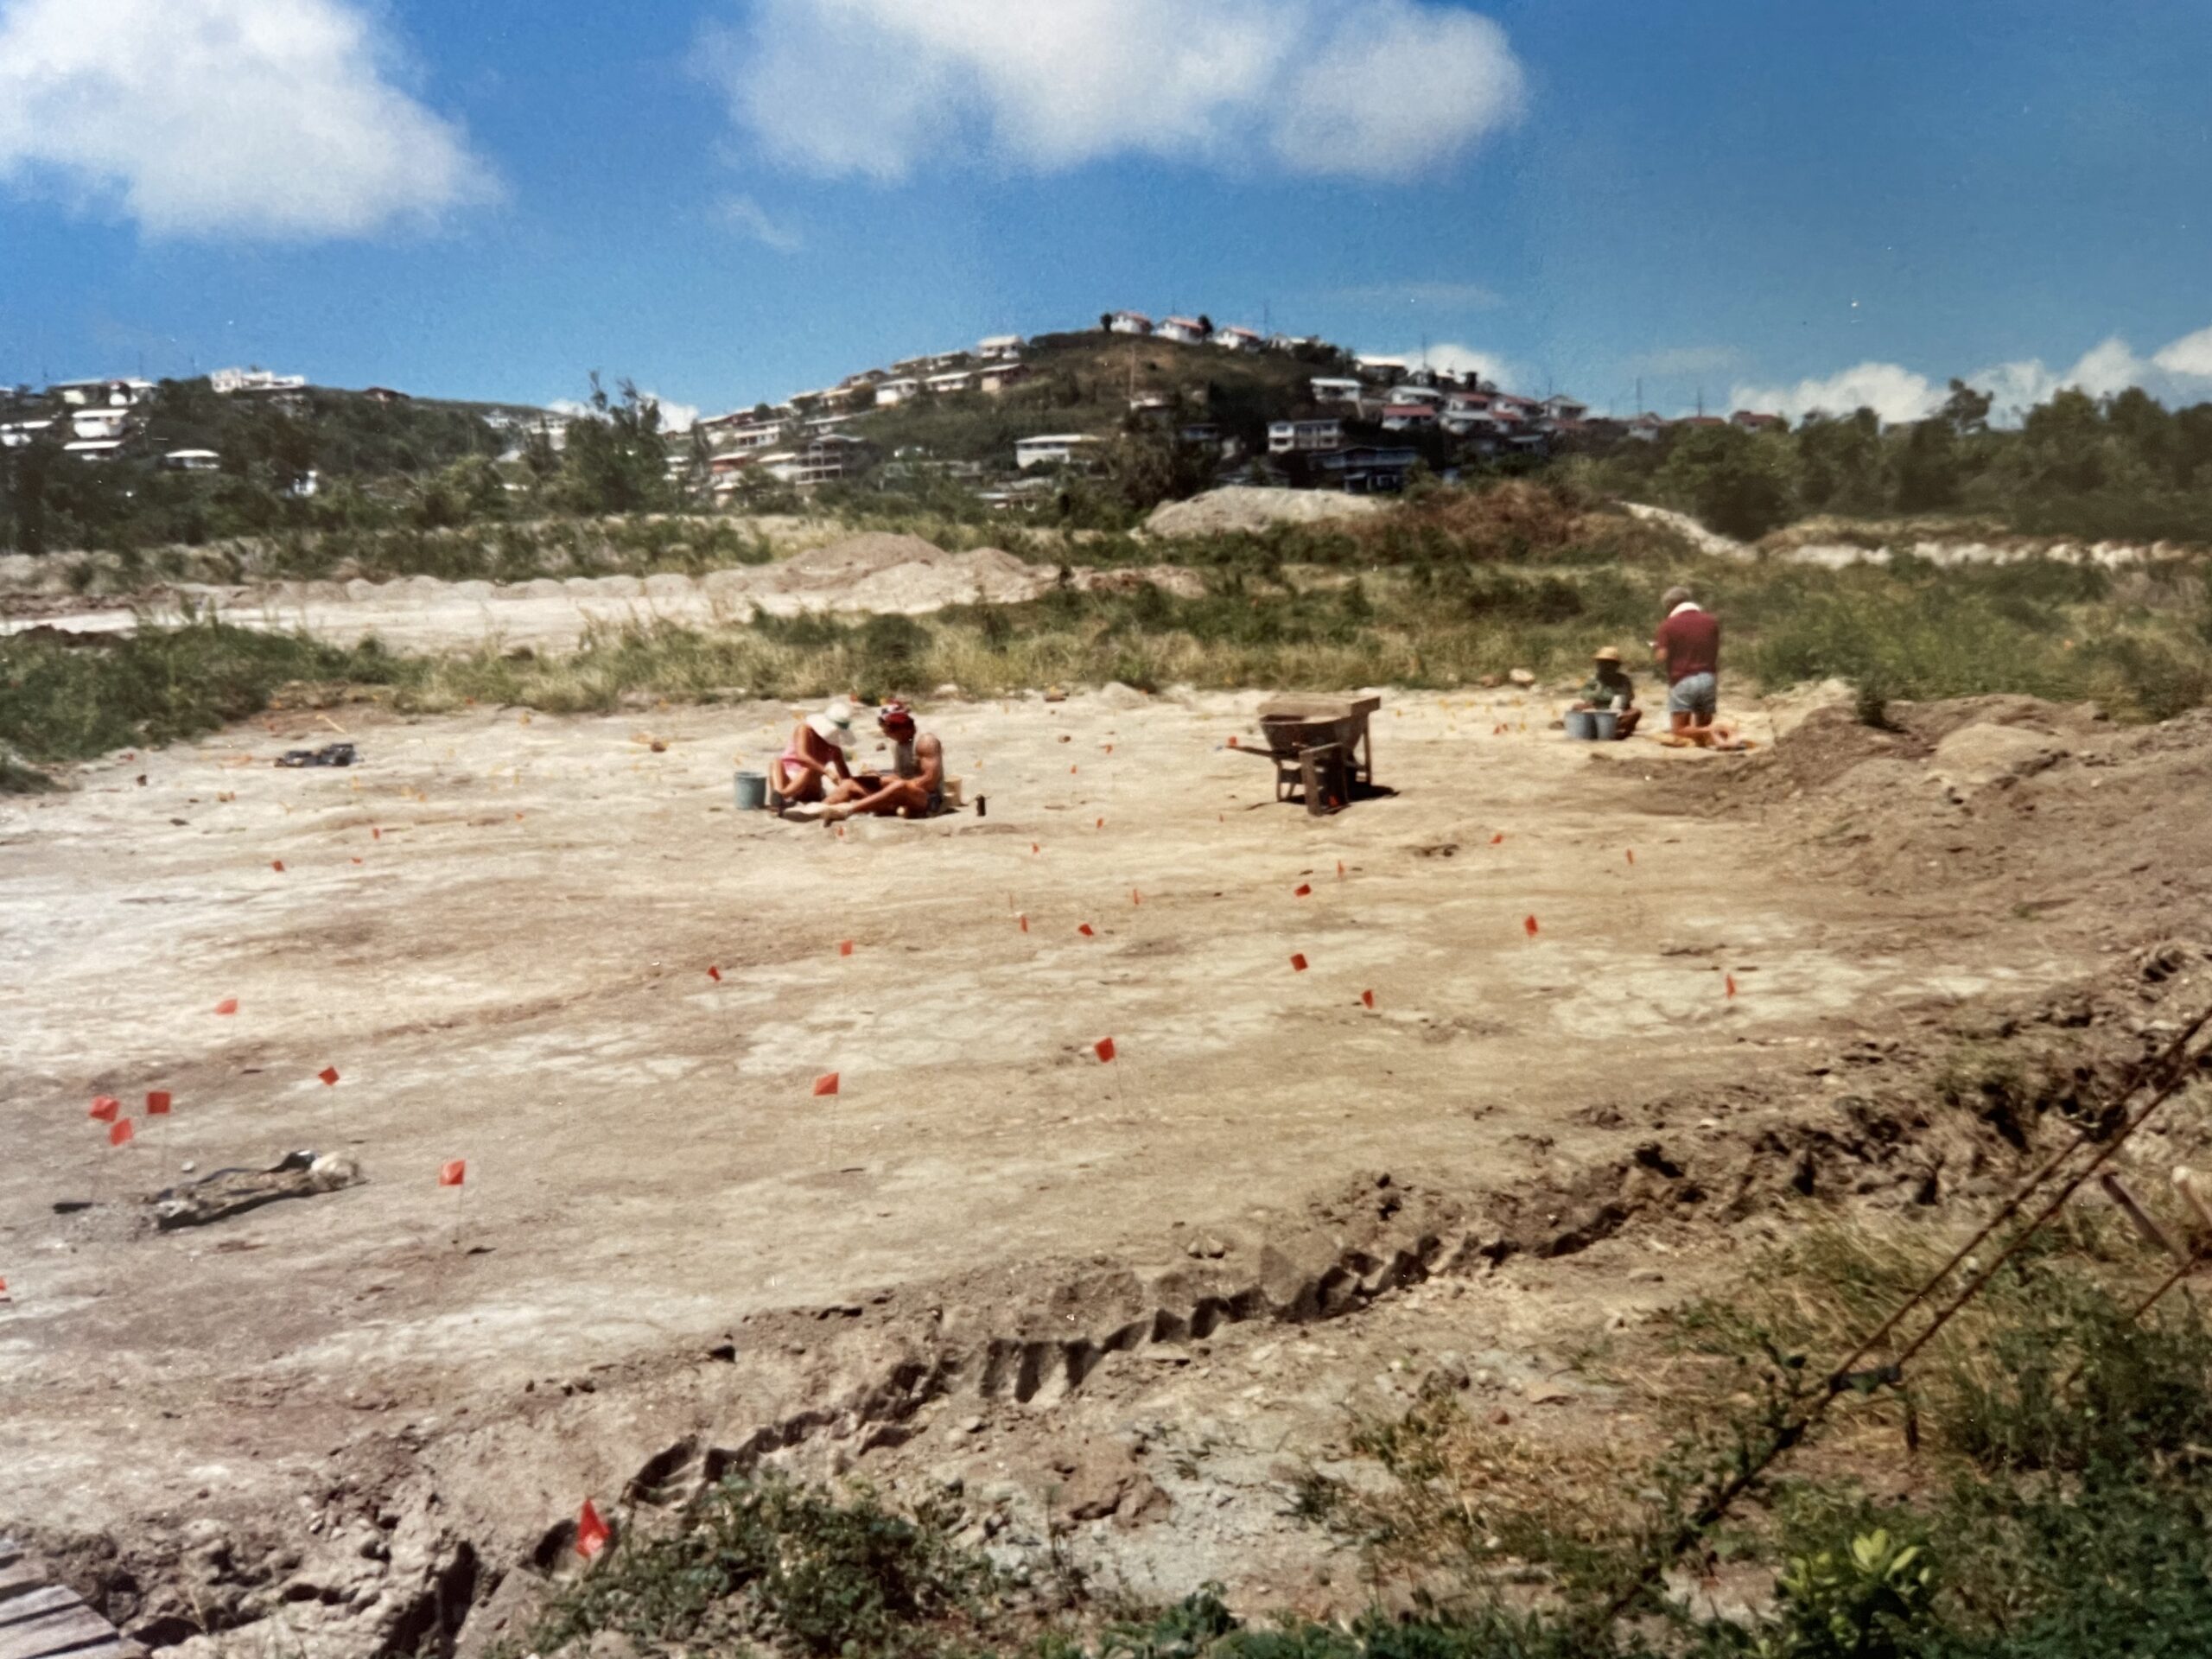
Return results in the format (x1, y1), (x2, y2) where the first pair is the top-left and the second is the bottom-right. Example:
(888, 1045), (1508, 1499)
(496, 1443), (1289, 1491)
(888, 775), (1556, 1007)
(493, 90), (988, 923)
(1573, 646), (1641, 737)
(825, 702), (944, 822)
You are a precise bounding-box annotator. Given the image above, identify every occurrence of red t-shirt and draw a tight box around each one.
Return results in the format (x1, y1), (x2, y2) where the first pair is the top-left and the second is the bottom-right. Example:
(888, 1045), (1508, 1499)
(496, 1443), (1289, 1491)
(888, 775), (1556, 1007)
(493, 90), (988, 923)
(1656, 607), (1720, 683)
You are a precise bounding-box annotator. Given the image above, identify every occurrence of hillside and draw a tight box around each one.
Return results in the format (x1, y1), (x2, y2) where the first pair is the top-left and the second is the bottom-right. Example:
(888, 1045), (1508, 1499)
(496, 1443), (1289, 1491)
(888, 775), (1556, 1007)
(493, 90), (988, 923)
(836, 328), (1351, 466)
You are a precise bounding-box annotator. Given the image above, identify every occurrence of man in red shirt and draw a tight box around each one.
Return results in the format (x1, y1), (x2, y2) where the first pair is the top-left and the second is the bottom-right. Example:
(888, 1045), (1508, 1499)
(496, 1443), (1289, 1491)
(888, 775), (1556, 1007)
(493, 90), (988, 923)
(1652, 585), (1721, 744)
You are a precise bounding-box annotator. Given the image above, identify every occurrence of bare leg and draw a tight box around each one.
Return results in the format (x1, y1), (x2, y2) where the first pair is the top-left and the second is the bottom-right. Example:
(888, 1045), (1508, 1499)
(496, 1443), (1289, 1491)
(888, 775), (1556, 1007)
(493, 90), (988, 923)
(1615, 708), (1641, 738)
(772, 760), (824, 804)
(823, 778), (931, 822)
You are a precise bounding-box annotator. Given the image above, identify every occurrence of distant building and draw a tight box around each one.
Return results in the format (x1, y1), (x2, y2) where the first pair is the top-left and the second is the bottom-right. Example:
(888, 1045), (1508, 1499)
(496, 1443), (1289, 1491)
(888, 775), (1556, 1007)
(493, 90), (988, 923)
(875, 377), (922, 406)
(210, 367), (307, 396)
(1210, 326), (1264, 352)
(68, 407), (132, 441)
(1355, 355), (1408, 378)
(363, 386), (410, 404)
(0, 417), (55, 448)
(978, 362), (1030, 393)
(925, 369), (976, 395)
(1309, 377), (1364, 405)
(1156, 317), (1208, 345)
(1015, 433), (1102, 470)
(1378, 403), (1439, 432)
(162, 448), (221, 472)
(1268, 418), (1344, 455)
(63, 438), (126, 462)
(1627, 412), (1666, 442)
(978, 334), (1024, 360)
(1106, 311), (1153, 336)
(1540, 395), (1588, 422)
(1318, 445), (1420, 494)
(1386, 385), (1446, 407)
(48, 377), (154, 408)
(1730, 410), (1784, 430)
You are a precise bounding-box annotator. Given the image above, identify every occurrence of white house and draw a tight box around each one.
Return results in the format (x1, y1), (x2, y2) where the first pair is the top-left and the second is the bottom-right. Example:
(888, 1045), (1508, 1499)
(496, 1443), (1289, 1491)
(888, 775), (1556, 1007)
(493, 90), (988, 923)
(875, 378), (922, 406)
(48, 378), (154, 408)
(1627, 412), (1667, 442)
(211, 367), (307, 395)
(1211, 326), (1264, 352)
(1379, 404), (1439, 432)
(978, 362), (1029, 393)
(64, 438), (125, 461)
(1268, 419), (1344, 455)
(1385, 385), (1447, 407)
(0, 417), (55, 448)
(1015, 434), (1102, 470)
(1107, 311), (1153, 336)
(1309, 378), (1363, 405)
(70, 407), (131, 441)
(1541, 395), (1589, 422)
(925, 370), (976, 395)
(978, 334), (1024, 360)
(162, 448), (220, 472)
(1356, 354), (1409, 378)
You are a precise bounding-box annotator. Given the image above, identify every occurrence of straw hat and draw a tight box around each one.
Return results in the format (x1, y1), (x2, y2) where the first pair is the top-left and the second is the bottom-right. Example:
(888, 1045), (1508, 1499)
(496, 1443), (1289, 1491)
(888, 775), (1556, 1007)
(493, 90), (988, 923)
(806, 698), (858, 748)
(1592, 646), (1623, 663)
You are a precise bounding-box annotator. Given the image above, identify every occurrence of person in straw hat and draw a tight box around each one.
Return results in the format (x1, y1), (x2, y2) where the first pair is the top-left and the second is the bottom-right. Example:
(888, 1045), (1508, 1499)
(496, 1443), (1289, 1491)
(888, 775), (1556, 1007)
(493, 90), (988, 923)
(1571, 646), (1640, 737)
(771, 697), (858, 808)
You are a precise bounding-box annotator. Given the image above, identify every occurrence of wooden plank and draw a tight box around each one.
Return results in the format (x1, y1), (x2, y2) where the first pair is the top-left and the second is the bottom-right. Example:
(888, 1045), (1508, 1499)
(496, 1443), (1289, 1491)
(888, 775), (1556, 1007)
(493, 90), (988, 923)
(0, 1590), (79, 1629)
(0, 1564), (44, 1604)
(0, 1603), (116, 1659)
(41, 1643), (137, 1659)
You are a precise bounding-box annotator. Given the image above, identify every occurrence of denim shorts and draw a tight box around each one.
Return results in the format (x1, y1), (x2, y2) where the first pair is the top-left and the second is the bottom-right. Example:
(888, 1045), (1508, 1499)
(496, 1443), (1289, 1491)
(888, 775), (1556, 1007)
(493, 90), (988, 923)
(1667, 671), (1718, 719)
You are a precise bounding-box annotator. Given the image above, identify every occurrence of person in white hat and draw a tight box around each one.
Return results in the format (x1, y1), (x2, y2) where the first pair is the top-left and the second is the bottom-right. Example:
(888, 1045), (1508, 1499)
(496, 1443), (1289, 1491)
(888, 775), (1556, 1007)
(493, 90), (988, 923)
(771, 697), (857, 808)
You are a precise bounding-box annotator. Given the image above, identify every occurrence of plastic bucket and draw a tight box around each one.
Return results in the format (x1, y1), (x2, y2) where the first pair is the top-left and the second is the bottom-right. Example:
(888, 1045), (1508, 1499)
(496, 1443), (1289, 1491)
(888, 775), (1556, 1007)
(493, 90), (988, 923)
(1590, 710), (1619, 741)
(733, 770), (768, 810)
(1562, 709), (1597, 741)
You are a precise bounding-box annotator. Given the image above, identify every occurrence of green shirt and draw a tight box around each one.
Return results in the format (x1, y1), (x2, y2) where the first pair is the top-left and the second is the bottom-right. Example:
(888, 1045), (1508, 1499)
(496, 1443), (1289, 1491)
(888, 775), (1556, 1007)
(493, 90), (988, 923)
(1580, 667), (1636, 709)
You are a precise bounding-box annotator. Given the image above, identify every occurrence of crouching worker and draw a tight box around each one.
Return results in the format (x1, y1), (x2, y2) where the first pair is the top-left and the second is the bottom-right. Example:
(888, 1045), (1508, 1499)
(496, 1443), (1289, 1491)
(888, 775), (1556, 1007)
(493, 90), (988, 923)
(824, 702), (944, 822)
(1573, 646), (1640, 737)
(772, 698), (858, 807)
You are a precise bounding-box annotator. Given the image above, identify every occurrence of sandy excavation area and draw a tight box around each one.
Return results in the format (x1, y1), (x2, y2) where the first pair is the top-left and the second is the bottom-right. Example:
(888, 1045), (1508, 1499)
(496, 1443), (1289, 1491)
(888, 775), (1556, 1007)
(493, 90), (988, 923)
(3, 681), (2197, 1656)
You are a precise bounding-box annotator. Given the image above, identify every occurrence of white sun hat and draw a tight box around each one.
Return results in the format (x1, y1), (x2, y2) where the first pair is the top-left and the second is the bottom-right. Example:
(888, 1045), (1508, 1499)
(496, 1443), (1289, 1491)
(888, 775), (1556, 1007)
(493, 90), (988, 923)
(806, 698), (858, 748)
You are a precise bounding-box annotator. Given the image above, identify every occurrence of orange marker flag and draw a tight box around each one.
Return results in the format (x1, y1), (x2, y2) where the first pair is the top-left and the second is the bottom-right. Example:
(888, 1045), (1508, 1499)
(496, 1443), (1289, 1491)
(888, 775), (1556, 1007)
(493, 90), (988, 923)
(1337, 861), (1345, 880)
(1227, 734), (1239, 747)
(1294, 883), (1312, 897)
(812, 1072), (841, 1097)
(110, 1118), (134, 1147)
(213, 997), (238, 1015)
(1077, 923), (1095, 938)
(1523, 915), (1540, 940)
(1131, 889), (1142, 906)
(1290, 952), (1309, 972)
(1031, 842), (1040, 855)
(1018, 913), (1029, 932)
(708, 966), (721, 982)
(1726, 973), (1738, 999)
(439, 1160), (467, 1186)
(1070, 765), (1078, 774)
(1094, 1037), (1117, 1064)
(1491, 832), (1505, 846)
(838, 939), (855, 957)
(1361, 989), (1376, 1009)
(575, 1498), (612, 1560)
(1626, 849), (1637, 867)
(318, 1066), (340, 1086)
(1096, 817), (1104, 829)
(271, 860), (285, 873)
(146, 1090), (172, 1116)
(372, 827), (382, 840)
(89, 1096), (120, 1122)
(352, 857), (364, 865)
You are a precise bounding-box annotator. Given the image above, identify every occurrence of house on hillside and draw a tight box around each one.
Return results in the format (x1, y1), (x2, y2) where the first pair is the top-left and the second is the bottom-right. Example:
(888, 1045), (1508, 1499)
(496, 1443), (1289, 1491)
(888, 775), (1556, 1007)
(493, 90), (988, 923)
(1211, 326), (1263, 352)
(1310, 377), (1363, 405)
(1355, 354), (1408, 379)
(1386, 385), (1446, 407)
(0, 417), (55, 448)
(1015, 433), (1102, 470)
(925, 370), (976, 395)
(1541, 394), (1588, 422)
(1379, 403), (1439, 432)
(364, 386), (410, 404)
(48, 377), (154, 408)
(979, 334), (1024, 360)
(875, 377), (922, 406)
(1129, 392), (1175, 417)
(1319, 445), (1419, 494)
(64, 438), (126, 462)
(1268, 419), (1344, 455)
(978, 362), (1029, 393)
(1731, 410), (1784, 430)
(1106, 311), (1153, 336)
(1156, 317), (1209, 345)
(162, 448), (221, 472)
(1627, 412), (1667, 442)
(211, 367), (307, 396)
(69, 407), (132, 441)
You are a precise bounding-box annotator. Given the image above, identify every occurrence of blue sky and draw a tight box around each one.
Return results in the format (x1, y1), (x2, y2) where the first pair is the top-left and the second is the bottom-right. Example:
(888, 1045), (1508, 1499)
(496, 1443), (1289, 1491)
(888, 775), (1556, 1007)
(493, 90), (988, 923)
(3, 0), (2210, 424)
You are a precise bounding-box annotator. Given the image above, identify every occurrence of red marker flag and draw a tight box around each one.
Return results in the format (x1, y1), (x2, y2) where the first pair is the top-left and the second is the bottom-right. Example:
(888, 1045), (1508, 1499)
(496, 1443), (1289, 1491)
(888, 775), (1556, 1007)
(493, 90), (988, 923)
(214, 997), (239, 1016)
(1290, 953), (1309, 972)
(838, 939), (855, 957)
(1361, 989), (1376, 1009)
(1031, 842), (1040, 855)
(812, 1072), (840, 1097)
(318, 1066), (340, 1086)
(1626, 849), (1637, 867)
(1096, 817), (1104, 829)
(89, 1096), (120, 1122)
(372, 827), (382, 840)
(1094, 1037), (1117, 1064)
(109, 1118), (134, 1147)
(1018, 913), (1029, 933)
(1294, 883), (1312, 897)
(708, 966), (721, 982)
(1524, 915), (1540, 939)
(1077, 923), (1095, 938)
(575, 1498), (611, 1560)
(146, 1090), (173, 1116)
(1491, 832), (1505, 846)
(1726, 973), (1738, 999)
(439, 1160), (466, 1187)
(1227, 734), (1239, 748)
(1130, 890), (1141, 906)
(1337, 861), (1345, 880)
(1070, 765), (1078, 774)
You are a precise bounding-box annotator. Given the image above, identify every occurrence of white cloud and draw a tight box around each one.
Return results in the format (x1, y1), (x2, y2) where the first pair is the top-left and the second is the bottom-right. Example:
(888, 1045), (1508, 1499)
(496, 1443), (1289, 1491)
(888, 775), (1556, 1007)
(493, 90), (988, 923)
(1728, 361), (1945, 425)
(0, 0), (494, 238)
(2152, 324), (2212, 379)
(698, 0), (1525, 181)
(715, 193), (803, 253)
(1369, 340), (1515, 386)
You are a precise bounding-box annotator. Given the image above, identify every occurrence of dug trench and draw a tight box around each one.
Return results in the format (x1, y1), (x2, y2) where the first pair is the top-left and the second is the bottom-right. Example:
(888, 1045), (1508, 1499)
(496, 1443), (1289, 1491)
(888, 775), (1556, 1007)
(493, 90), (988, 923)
(9, 684), (2212, 1656)
(24, 943), (2212, 1659)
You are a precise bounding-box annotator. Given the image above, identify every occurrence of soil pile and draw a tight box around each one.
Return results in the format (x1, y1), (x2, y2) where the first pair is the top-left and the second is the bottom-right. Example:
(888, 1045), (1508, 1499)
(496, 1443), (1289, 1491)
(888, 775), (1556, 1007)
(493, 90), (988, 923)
(1144, 486), (1387, 538)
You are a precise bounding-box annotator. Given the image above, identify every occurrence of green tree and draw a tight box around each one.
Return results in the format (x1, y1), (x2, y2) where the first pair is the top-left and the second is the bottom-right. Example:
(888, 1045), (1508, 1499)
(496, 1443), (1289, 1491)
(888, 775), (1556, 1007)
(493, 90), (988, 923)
(556, 375), (670, 514)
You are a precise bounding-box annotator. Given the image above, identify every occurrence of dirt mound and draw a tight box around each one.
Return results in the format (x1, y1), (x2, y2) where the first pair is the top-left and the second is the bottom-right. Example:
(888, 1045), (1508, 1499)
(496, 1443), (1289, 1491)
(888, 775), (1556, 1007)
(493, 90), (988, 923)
(1144, 486), (1388, 538)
